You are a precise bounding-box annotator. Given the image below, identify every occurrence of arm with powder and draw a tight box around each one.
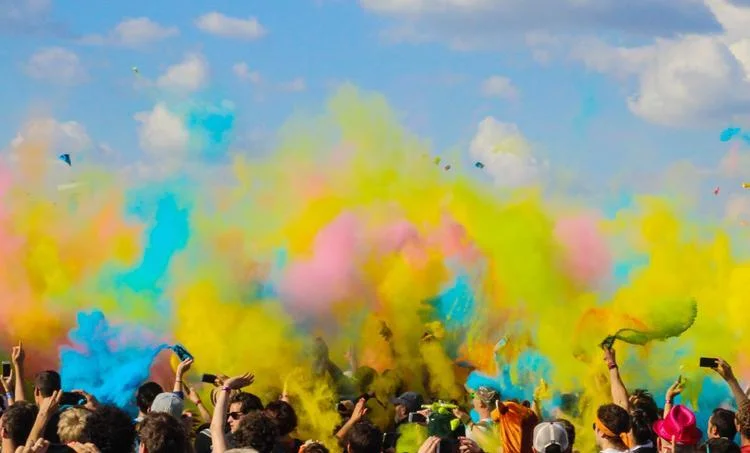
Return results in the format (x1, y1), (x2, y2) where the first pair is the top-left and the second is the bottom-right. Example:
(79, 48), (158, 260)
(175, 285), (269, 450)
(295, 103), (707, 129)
(603, 347), (630, 411)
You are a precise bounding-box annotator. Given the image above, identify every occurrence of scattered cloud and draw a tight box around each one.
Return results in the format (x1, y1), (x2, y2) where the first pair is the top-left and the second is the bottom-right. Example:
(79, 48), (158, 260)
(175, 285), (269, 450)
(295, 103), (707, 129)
(195, 12), (266, 40)
(0, 0), (66, 36)
(278, 77), (307, 93)
(25, 47), (87, 85)
(481, 75), (518, 99)
(233, 62), (262, 84)
(9, 117), (91, 154)
(156, 53), (209, 93)
(469, 116), (543, 188)
(80, 17), (178, 47)
(134, 103), (189, 154)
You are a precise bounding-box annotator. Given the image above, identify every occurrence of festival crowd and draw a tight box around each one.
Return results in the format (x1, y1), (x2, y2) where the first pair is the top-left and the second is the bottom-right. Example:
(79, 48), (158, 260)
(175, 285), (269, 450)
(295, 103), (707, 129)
(0, 338), (747, 453)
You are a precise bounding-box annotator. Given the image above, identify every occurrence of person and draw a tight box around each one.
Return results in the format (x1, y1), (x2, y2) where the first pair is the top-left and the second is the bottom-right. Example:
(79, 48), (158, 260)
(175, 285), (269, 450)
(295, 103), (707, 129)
(345, 421), (382, 453)
(149, 393), (184, 420)
(593, 404), (631, 453)
(265, 400), (303, 453)
(653, 405), (702, 453)
(229, 393), (264, 433)
(33, 370), (63, 444)
(83, 405), (137, 453)
(136, 383), (164, 423)
(391, 392), (423, 427)
(532, 422), (569, 453)
(707, 438), (740, 453)
(709, 409), (737, 441)
(233, 412), (279, 453)
(138, 411), (190, 453)
(454, 387), (498, 442)
(734, 400), (750, 453)
(300, 441), (330, 453)
(0, 401), (38, 452)
(553, 419), (576, 453)
(58, 407), (92, 444)
(491, 398), (539, 453)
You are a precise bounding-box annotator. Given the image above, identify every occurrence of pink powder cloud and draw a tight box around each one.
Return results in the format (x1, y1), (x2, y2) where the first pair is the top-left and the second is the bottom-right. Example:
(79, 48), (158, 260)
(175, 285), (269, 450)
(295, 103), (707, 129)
(554, 213), (611, 286)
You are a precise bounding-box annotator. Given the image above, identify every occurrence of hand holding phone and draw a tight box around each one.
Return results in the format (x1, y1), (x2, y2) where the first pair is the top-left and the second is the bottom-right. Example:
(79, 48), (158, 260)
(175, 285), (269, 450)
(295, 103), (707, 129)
(171, 344), (193, 362)
(2, 362), (11, 378)
(699, 357), (719, 368)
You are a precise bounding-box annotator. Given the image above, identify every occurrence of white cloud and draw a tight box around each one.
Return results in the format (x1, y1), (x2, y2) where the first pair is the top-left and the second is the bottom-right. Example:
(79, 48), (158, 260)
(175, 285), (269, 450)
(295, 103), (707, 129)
(0, 0), (54, 34)
(80, 17), (178, 46)
(279, 77), (307, 93)
(469, 116), (542, 188)
(134, 103), (189, 154)
(233, 62), (262, 84)
(195, 12), (266, 40)
(156, 53), (209, 93)
(25, 47), (87, 84)
(9, 117), (91, 155)
(481, 75), (518, 99)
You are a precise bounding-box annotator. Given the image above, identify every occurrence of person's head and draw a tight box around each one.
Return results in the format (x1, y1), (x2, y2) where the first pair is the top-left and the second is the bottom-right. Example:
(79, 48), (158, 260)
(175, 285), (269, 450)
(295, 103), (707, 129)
(137, 412), (189, 453)
(228, 392), (264, 433)
(554, 419), (576, 453)
(736, 401), (750, 442)
(83, 405), (137, 453)
(631, 390), (660, 421)
(706, 438), (740, 453)
(233, 412), (278, 453)
(654, 405), (702, 453)
(391, 392), (423, 423)
(33, 370), (61, 404)
(346, 421), (382, 453)
(136, 382), (163, 415)
(58, 407), (92, 444)
(471, 387), (500, 414)
(149, 393), (184, 420)
(301, 442), (330, 453)
(594, 404), (631, 450)
(533, 422), (570, 453)
(709, 409), (737, 440)
(264, 401), (298, 437)
(0, 401), (38, 448)
(631, 407), (658, 446)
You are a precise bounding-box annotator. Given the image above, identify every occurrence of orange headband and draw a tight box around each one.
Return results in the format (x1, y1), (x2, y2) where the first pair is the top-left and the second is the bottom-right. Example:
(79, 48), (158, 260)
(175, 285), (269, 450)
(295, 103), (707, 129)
(595, 417), (632, 449)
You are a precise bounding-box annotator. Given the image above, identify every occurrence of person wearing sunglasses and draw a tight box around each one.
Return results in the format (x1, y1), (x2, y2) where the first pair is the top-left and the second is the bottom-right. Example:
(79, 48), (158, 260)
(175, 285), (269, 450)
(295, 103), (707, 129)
(453, 387), (499, 441)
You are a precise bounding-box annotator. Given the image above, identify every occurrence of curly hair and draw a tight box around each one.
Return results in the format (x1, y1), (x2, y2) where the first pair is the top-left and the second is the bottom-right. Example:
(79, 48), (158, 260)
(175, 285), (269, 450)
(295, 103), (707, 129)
(231, 392), (264, 414)
(58, 407), (92, 444)
(233, 412), (278, 453)
(736, 400), (750, 440)
(82, 405), (136, 453)
(264, 400), (298, 437)
(138, 412), (189, 453)
(301, 442), (330, 453)
(1, 401), (38, 447)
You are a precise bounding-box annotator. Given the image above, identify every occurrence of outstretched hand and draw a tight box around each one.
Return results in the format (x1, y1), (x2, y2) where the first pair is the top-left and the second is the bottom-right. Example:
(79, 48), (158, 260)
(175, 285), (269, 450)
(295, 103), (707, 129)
(666, 377), (684, 401)
(350, 398), (368, 423)
(72, 389), (98, 410)
(224, 373), (255, 390)
(176, 358), (194, 377)
(185, 383), (202, 405)
(11, 341), (25, 367)
(714, 359), (736, 382)
(40, 390), (62, 416)
(602, 347), (616, 365)
(418, 437), (441, 453)
(16, 438), (49, 453)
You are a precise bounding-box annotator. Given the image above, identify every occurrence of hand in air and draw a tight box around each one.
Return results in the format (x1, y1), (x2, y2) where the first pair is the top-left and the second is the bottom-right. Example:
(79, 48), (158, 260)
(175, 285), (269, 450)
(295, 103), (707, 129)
(224, 373), (255, 390)
(11, 341), (25, 367)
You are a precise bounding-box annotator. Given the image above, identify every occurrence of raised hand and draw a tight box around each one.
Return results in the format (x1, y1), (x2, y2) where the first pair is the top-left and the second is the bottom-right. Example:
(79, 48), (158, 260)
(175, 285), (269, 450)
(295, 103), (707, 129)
(666, 377), (684, 402)
(459, 437), (484, 453)
(176, 358), (194, 377)
(224, 373), (255, 390)
(350, 398), (368, 422)
(185, 383), (202, 405)
(418, 437), (441, 453)
(72, 389), (98, 410)
(714, 359), (736, 382)
(11, 342), (25, 367)
(16, 438), (49, 453)
(40, 390), (62, 417)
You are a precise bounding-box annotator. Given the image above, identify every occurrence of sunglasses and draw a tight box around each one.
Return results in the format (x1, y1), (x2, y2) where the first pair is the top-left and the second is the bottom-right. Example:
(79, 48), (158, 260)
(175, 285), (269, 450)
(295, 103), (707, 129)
(228, 412), (244, 421)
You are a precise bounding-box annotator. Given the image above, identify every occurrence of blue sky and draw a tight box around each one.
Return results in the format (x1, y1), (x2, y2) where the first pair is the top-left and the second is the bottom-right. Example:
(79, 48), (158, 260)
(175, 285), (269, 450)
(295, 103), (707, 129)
(1, 0), (749, 197)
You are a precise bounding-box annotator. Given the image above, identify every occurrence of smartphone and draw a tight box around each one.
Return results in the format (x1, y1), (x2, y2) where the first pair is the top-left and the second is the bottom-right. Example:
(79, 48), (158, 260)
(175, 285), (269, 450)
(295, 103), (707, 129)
(408, 412), (428, 424)
(437, 438), (459, 453)
(60, 392), (85, 406)
(171, 344), (193, 362)
(2, 362), (10, 378)
(700, 357), (719, 368)
(201, 374), (217, 384)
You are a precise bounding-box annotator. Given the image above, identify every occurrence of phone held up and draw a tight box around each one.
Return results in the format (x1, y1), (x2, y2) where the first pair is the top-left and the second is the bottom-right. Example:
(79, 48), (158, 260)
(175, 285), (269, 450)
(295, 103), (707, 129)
(1, 362), (10, 378)
(201, 374), (217, 384)
(171, 344), (193, 362)
(60, 392), (86, 406)
(699, 357), (719, 368)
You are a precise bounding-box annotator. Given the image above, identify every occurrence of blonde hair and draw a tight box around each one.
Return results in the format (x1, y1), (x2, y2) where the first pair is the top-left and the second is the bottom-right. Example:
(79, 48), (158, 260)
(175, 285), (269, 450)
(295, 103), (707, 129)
(57, 407), (92, 444)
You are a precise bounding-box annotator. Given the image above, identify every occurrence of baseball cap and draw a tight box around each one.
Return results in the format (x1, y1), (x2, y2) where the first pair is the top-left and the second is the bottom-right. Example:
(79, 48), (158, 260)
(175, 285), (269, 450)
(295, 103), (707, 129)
(533, 422), (569, 453)
(150, 392), (184, 419)
(392, 392), (423, 413)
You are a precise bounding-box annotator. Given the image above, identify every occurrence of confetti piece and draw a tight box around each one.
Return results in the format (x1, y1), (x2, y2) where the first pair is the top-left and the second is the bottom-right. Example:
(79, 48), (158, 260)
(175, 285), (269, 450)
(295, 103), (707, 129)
(444, 165), (451, 171)
(131, 66), (139, 74)
(714, 186), (720, 195)
(59, 153), (71, 166)
(434, 157), (441, 165)
(474, 161), (485, 169)
(743, 183), (750, 189)
(57, 182), (83, 191)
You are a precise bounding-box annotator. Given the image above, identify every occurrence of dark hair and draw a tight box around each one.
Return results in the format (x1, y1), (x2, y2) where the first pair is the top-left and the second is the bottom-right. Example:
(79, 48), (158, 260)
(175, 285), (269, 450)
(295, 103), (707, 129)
(711, 409), (738, 440)
(707, 438), (740, 453)
(303, 442), (330, 453)
(136, 382), (164, 414)
(346, 421), (383, 453)
(543, 445), (562, 453)
(597, 404), (631, 442)
(230, 392), (264, 414)
(234, 412), (278, 453)
(737, 401), (750, 440)
(265, 400), (298, 437)
(631, 407), (657, 445)
(554, 418), (576, 449)
(83, 405), (136, 453)
(1, 401), (38, 447)
(631, 389), (659, 421)
(34, 370), (61, 397)
(138, 412), (189, 453)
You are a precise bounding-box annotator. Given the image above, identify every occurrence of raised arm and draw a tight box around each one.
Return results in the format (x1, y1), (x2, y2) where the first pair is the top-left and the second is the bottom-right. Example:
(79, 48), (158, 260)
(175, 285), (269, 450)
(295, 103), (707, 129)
(25, 390), (61, 446)
(173, 358), (193, 396)
(209, 373), (254, 453)
(603, 347), (630, 411)
(12, 342), (26, 403)
(335, 398), (368, 440)
(663, 376), (684, 418)
(185, 383), (212, 423)
(714, 359), (748, 406)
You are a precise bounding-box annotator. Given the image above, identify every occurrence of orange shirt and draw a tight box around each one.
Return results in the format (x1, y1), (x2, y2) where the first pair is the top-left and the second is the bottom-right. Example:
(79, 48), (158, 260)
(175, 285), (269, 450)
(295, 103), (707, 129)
(491, 402), (539, 453)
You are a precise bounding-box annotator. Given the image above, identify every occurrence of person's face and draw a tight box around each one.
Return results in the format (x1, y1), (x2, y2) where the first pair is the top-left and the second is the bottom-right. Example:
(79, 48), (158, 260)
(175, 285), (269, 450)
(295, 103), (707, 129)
(708, 416), (719, 439)
(395, 404), (408, 423)
(593, 424), (604, 449)
(228, 402), (244, 433)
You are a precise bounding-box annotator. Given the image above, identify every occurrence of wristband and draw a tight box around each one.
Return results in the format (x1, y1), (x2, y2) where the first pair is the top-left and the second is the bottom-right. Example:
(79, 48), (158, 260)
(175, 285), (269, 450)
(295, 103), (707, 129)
(4, 393), (12, 399)
(221, 386), (231, 392)
(607, 362), (617, 370)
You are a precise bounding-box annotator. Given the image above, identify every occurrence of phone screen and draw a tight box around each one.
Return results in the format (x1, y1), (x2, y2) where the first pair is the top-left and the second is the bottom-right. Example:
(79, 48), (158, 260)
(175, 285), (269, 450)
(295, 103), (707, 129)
(60, 392), (85, 406)
(2, 362), (10, 378)
(172, 344), (193, 361)
(201, 374), (217, 384)
(699, 357), (718, 368)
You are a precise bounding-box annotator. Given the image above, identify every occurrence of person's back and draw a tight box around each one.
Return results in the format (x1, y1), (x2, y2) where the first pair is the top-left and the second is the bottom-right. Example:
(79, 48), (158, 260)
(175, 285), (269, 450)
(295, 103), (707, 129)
(707, 438), (740, 453)
(491, 400), (539, 453)
(346, 421), (382, 453)
(136, 382), (164, 422)
(35, 370), (62, 443)
(138, 411), (189, 453)
(234, 412), (279, 453)
(83, 405), (137, 453)
(1, 401), (38, 452)
(265, 401), (302, 453)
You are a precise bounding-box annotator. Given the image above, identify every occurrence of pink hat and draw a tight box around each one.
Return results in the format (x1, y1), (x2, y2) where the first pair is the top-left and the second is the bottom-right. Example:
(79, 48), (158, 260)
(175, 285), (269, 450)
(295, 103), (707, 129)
(653, 405), (702, 446)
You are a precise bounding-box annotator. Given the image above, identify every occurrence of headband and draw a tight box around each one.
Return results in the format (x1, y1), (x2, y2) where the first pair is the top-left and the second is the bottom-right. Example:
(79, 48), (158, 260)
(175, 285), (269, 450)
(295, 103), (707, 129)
(595, 417), (632, 449)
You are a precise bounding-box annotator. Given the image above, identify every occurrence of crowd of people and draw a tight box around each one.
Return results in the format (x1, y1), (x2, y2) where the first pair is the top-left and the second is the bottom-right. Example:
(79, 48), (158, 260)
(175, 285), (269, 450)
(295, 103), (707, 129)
(0, 338), (747, 453)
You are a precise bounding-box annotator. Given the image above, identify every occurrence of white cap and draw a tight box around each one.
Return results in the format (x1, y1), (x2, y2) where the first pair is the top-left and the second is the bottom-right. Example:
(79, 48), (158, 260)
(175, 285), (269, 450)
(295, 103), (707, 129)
(533, 422), (570, 453)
